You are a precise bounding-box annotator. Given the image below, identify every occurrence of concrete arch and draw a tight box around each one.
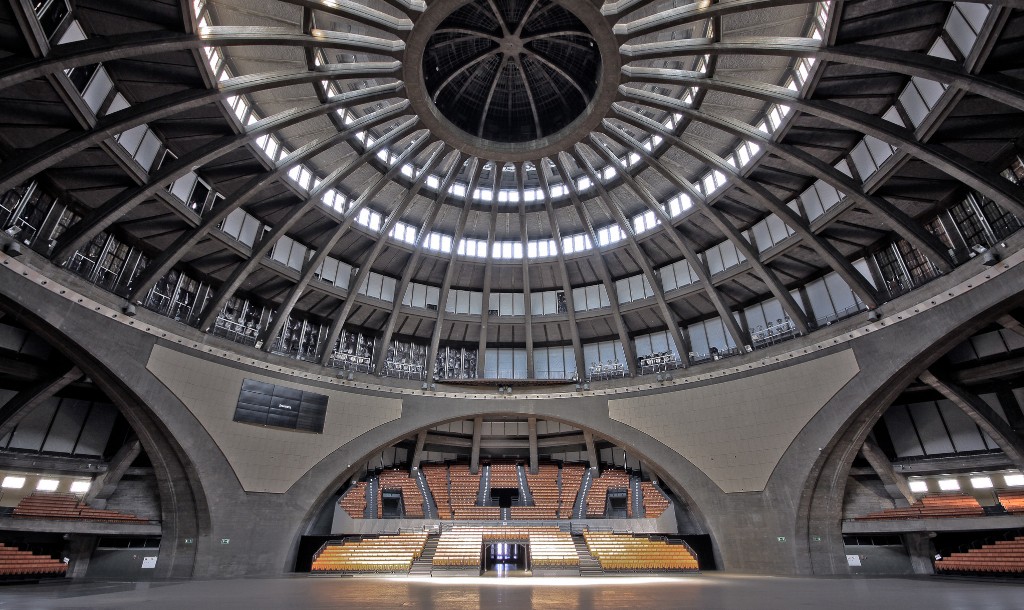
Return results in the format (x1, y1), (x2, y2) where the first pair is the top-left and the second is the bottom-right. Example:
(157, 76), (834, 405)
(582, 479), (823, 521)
(0, 297), (211, 580)
(789, 276), (1024, 575)
(284, 404), (726, 572)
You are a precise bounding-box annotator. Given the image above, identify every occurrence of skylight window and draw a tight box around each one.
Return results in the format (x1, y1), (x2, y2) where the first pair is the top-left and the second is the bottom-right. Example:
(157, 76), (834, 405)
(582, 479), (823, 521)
(1, 476), (25, 489)
(970, 476), (993, 489)
(37, 479), (60, 491)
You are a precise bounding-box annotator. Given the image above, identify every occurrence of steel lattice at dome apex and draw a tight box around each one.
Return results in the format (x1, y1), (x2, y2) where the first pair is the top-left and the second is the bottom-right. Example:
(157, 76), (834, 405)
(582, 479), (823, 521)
(422, 0), (601, 144)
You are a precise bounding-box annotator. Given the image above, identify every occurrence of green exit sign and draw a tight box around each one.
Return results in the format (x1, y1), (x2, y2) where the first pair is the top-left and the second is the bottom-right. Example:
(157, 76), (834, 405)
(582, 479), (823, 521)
(812, 536), (822, 542)
(777, 536), (786, 542)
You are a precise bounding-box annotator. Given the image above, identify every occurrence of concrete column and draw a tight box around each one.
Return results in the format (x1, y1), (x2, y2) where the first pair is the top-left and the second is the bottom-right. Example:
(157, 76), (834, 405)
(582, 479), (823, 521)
(409, 430), (427, 474)
(0, 364), (80, 439)
(903, 532), (936, 575)
(63, 534), (97, 579)
(860, 435), (915, 505)
(583, 430), (599, 470)
(85, 437), (141, 508)
(469, 416), (483, 474)
(998, 313), (1024, 339)
(920, 370), (1024, 471)
(528, 417), (538, 474)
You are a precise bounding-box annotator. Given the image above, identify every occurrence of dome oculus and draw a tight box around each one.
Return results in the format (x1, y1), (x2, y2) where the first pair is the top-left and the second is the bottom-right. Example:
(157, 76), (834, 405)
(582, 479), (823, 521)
(422, 0), (600, 144)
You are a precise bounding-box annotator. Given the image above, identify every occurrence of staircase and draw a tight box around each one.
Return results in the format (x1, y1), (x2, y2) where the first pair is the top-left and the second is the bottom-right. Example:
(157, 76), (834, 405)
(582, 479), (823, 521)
(478, 465), (491, 505)
(631, 476), (644, 518)
(415, 469), (437, 519)
(573, 535), (604, 576)
(573, 468), (595, 519)
(409, 535), (439, 576)
(517, 465), (533, 506)
(500, 507), (511, 521)
(365, 476), (379, 519)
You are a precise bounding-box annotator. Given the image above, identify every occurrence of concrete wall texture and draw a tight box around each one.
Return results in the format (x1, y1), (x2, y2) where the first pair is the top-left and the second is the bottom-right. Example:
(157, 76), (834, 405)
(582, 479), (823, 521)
(1, 240), (1022, 578)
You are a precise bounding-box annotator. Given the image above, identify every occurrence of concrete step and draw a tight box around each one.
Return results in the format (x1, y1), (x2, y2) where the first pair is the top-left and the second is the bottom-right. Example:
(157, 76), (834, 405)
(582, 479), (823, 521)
(572, 534), (603, 576)
(409, 535), (439, 576)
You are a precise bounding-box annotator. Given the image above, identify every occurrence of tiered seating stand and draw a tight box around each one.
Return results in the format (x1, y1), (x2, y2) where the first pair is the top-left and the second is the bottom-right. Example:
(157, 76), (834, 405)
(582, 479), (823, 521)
(13, 492), (148, 523)
(310, 532), (428, 574)
(377, 470), (425, 518)
(585, 469), (632, 518)
(935, 536), (1024, 575)
(641, 482), (670, 518)
(583, 531), (699, 572)
(854, 493), (985, 520)
(339, 482), (367, 518)
(0, 543), (67, 580)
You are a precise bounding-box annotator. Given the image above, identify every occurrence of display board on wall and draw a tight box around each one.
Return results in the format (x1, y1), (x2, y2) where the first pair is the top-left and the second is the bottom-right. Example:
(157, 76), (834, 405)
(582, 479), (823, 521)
(233, 379), (328, 433)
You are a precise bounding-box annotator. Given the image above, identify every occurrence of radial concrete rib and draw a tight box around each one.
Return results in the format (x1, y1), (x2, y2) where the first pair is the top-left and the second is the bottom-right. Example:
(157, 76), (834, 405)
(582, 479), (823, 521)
(318, 143), (450, 365)
(860, 435), (916, 505)
(596, 124), (812, 329)
(619, 74), (1024, 220)
(516, 164), (535, 378)
(257, 132), (432, 349)
(537, 160), (586, 378)
(621, 37), (1024, 113)
(570, 145), (694, 358)
(604, 110), (878, 311)
(589, 132), (759, 348)
(426, 160), (484, 380)
(618, 87), (953, 276)
(606, 102), (880, 307)
(84, 437), (142, 508)
(998, 314), (1024, 339)
(0, 61), (402, 195)
(372, 153), (466, 373)
(0, 30), (408, 92)
(0, 365), (81, 441)
(127, 104), (407, 302)
(276, 0), (415, 33)
(920, 370), (1024, 471)
(476, 176), (501, 378)
(593, 128), (757, 346)
(551, 153), (638, 376)
(610, 0), (1011, 39)
(195, 119), (421, 332)
(598, 129), (811, 337)
(52, 85), (404, 264)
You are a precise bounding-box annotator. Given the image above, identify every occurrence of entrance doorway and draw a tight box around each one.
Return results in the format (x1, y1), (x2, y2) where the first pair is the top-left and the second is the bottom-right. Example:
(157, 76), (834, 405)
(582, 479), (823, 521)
(490, 488), (519, 508)
(482, 542), (529, 576)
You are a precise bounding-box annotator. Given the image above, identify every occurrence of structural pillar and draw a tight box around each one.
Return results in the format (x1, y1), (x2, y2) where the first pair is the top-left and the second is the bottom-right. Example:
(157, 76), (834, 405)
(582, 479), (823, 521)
(470, 416), (483, 474)
(0, 364), (80, 439)
(63, 534), (97, 579)
(410, 430), (427, 474)
(528, 417), (538, 474)
(860, 435), (916, 505)
(903, 532), (937, 575)
(583, 430), (599, 470)
(85, 436), (141, 508)
(920, 370), (1024, 471)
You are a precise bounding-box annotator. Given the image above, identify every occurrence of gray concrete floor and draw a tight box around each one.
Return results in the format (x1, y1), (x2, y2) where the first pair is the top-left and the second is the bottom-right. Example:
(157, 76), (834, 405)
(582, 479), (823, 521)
(0, 574), (1022, 610)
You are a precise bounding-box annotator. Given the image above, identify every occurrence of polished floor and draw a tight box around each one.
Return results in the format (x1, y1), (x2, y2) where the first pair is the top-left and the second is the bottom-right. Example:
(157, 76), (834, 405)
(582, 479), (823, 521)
(0, 574), (1022, 610)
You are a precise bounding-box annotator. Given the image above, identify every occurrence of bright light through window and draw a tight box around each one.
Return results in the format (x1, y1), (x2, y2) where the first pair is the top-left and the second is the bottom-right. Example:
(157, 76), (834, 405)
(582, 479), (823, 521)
(36, 479), (60, 491)
(908, 479), (928, 493)
(1005, 474), (1024, 486)
(69, 480), (91, 493)
(938, 478), (960, 491)
(1, 476), (25, 489)
(970, 476), (993, 489)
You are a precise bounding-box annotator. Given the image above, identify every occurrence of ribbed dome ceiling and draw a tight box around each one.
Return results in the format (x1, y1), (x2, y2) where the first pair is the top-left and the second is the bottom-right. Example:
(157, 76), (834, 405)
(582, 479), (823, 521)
(0, 0), (1020, 374)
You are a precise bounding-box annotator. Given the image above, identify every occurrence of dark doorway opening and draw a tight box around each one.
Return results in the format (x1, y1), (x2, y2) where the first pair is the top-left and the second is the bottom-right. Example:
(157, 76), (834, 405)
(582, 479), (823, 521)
(381, 490), (403, 518)
(490, 488), (519, 508)
(483, 542), (529, 576)
(606, 489), (628, 518)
